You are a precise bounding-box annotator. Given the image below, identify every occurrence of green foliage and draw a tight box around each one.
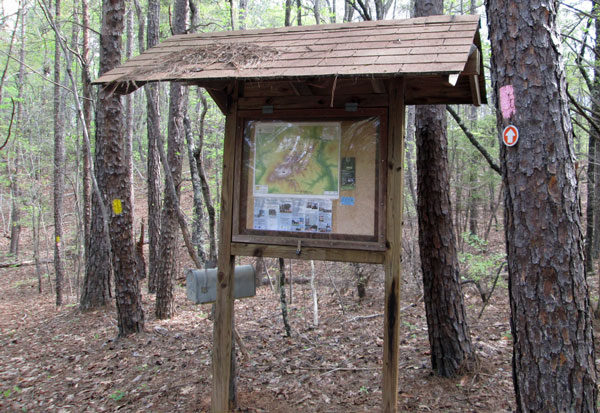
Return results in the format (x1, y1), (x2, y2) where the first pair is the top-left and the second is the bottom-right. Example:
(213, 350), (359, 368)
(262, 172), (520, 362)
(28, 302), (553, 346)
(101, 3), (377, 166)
(459, 232), (505, 283)
(109, 389), (126, 402)
(2, 386), (21, 398)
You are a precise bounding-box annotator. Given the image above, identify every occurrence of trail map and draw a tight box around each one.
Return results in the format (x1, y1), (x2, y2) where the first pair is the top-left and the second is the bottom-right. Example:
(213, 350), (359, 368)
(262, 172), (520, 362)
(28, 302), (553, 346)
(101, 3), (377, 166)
(253, 122), (340, 198)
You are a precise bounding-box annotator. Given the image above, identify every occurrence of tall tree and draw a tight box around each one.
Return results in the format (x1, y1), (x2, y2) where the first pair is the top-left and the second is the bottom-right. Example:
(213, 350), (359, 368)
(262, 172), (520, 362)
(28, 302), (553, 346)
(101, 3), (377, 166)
(81, 0), (92, 275)
(11, 2), (26, 260)
(146, 0), (162, 294)
(486, 0), (598, 410)
(155, 0), (188, 319)
(413, 0), (474, 377)
(97, 0), (145, 335)
(53, 0), (65, 306)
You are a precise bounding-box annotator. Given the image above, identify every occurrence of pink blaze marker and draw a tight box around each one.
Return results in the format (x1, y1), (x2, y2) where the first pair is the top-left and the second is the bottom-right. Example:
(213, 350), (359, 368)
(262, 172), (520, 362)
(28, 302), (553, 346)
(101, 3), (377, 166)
(499, 85), (516, 119)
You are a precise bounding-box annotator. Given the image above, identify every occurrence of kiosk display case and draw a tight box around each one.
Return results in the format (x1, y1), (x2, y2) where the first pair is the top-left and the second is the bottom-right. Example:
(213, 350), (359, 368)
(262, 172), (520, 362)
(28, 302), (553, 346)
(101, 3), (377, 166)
(233, 109), (387, 250)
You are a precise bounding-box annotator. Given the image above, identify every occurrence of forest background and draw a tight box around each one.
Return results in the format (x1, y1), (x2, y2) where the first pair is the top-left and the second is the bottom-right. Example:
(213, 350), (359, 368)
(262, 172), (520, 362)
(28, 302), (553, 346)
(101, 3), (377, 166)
(0, 0), (597, 411)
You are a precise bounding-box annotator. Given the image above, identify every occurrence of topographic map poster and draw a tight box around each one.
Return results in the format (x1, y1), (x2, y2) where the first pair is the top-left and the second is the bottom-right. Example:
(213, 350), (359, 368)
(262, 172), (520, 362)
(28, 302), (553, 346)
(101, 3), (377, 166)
(253, 122), (340, 198)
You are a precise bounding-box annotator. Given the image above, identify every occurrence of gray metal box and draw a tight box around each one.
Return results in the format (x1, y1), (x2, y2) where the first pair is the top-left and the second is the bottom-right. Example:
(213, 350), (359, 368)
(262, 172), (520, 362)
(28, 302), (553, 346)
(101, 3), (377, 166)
(186, 265), (256, 304)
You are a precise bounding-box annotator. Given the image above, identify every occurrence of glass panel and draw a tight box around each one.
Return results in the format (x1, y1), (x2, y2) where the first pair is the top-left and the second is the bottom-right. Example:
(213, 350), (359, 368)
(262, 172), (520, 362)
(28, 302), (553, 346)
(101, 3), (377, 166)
(238, 114), (383, 245)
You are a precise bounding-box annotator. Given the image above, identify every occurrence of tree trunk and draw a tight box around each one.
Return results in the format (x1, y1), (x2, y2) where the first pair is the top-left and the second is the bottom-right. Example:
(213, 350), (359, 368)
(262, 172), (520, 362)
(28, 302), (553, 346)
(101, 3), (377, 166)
(296, 0), (302, 25)
(98, 0), (145, 336)
(254, 256), (265, 286)
(81, 0), (92, 271)
(405, 106), (417, 210)
(486, 0), (598, 410)
(414, 0), (474, 378)
(155, 0), (188, 320)
(81, 0), (113, 311)
(239, 0), (248, 29)
(314, 0), (320, 23)
(467, 170), (478, 236)
(53, 0), (65, 306)
(343, 0), (354, 22)
(146, 0), (161, 294)
(285, 0), (292, 26)
(8, 150), (20, 258)
(278, 258), (291, 337)
(184, 97), (207, 264)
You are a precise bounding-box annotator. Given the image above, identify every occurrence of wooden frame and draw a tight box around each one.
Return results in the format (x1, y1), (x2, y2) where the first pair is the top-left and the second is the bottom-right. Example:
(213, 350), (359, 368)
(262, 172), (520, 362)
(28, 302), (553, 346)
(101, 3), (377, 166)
(232, 108), (388, 255)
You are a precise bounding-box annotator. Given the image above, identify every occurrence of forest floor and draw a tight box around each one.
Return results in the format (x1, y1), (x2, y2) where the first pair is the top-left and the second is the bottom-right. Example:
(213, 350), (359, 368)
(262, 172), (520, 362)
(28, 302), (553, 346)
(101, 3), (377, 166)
(0, 252), (528, 413)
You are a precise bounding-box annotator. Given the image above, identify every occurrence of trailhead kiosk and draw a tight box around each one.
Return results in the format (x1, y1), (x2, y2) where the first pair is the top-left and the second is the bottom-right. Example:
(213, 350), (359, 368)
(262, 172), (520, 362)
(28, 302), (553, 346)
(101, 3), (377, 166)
(95, 14), (486, 412)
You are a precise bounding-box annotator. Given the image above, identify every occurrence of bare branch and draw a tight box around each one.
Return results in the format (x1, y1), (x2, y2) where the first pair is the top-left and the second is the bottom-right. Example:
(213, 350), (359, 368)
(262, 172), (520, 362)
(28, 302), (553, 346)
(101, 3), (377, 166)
(446, 106), (502, 175)
(0, 97), (15, 151)
(567, 88), (600, 136)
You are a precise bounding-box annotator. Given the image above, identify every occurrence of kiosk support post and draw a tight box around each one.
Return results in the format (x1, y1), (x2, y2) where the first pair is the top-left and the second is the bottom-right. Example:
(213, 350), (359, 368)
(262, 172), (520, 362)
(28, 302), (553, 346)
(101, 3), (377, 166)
(382, 78), (406, 413)
(212, 82), (239, 413)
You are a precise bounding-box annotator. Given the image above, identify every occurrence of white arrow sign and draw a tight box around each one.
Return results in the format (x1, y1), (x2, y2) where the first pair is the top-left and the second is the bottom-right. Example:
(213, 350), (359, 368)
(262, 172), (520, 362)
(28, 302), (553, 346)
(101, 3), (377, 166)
(503, 125), (519, 147)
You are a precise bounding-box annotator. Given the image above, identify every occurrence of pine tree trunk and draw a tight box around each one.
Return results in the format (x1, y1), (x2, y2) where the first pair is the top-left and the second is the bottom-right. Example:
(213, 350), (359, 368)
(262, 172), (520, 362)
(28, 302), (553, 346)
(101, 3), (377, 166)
(81, 0), (113, 311)
(414, 0), (473, 378)
(155, 0), (188, 320)
(146, 0), (161, 294)
(53, 0), (65, 306)
(486, 1), (598, 410)
(81, 0), (92, 270)
(99, 0), (144, 336)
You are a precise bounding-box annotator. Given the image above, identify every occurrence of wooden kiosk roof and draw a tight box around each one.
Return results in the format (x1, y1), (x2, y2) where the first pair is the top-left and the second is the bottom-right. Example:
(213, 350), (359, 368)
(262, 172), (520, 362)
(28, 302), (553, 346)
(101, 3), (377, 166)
(94, 14), (486, 107)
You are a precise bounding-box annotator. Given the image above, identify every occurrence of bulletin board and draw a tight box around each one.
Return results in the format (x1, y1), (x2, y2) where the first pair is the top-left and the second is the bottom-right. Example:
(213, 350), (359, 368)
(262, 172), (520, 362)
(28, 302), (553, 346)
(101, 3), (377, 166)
(232, 108), (387, 251)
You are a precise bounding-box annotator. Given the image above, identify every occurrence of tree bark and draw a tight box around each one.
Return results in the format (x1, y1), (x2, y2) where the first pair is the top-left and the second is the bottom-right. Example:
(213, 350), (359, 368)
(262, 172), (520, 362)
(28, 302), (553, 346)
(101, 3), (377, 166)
(184, 91), (207, 265)
(414, 0), (474, 378)
(285, 0), (293, 26)
(53, 0), (65, 306)
(146, 0), (161, 294)
(343, 0), (354, 22)
(486, 0), (598, 410)
(8, 148), (20, 259)
(98, 0), (145, 336)
(278, 258), (291, 337)
(239, 0), (248, 29)
(155, 0), (188, 320)
(81, 0), (92, 271)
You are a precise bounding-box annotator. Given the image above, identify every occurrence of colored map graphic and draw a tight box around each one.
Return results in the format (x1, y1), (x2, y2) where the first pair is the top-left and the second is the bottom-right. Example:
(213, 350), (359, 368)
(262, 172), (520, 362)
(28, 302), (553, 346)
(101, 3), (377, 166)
(253, 122), (340, 198)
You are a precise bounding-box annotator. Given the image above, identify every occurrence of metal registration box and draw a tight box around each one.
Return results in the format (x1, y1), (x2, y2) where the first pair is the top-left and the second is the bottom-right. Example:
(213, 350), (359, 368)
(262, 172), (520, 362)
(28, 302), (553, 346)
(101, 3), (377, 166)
(186, 265), (256, 304)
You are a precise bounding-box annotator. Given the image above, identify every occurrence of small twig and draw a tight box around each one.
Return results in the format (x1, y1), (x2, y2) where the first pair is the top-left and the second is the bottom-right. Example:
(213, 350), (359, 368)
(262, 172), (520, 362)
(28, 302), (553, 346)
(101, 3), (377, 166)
(567, 88), (600, 136)
(233, 327), (250, 360)
(343, 296), (422, 324)
(326, 266), (345, 315)
(478, 261), (507, 319)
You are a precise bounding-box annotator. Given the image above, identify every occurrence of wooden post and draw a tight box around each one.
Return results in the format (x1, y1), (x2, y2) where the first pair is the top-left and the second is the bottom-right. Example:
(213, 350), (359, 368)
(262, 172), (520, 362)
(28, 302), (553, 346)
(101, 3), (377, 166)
(211, 82), (239, 413)
(382, 78), (405, 413)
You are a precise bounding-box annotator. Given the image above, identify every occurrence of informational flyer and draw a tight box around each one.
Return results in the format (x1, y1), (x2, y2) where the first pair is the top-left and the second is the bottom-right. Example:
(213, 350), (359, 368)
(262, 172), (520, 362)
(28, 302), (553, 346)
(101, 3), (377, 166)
(253, 197), (333, 233)
(341, 157), (356, 190)
(318, 200), (332, 233)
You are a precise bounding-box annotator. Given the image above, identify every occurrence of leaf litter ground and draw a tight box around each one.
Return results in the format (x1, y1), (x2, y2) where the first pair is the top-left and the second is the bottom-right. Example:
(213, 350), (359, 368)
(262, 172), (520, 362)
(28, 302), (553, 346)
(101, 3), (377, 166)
(0, 255), (527, 412)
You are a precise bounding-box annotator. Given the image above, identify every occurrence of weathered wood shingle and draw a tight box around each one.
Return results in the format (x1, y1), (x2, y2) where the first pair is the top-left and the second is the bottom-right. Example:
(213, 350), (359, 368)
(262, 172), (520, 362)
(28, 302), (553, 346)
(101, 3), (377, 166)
(94, 14), (482, 87)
